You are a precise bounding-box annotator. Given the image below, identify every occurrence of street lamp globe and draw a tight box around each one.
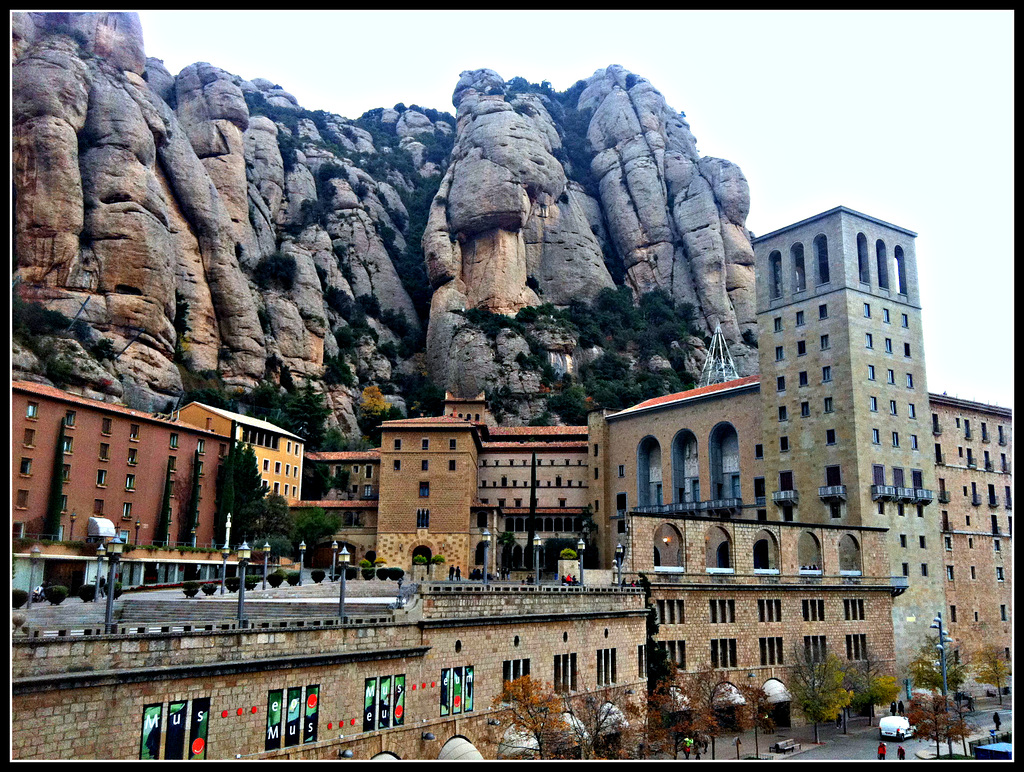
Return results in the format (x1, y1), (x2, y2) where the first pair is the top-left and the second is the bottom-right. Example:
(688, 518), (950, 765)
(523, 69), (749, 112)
(340, 545), (350, 565)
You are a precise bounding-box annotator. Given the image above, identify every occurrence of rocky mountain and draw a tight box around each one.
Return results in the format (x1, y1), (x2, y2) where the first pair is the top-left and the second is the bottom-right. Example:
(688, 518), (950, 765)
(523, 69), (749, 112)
(11, 12), (758, 437)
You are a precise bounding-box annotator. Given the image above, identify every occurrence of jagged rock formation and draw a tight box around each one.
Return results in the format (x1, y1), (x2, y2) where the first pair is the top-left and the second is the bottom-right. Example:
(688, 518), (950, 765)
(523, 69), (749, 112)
(425, 67), (757, 397)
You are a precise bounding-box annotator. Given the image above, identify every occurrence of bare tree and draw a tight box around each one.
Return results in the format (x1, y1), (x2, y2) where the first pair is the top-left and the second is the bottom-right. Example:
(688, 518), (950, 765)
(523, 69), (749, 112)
(788, 644), (852, 743)
(559, 679), (634, 759)
(737, 682), (776, 758)
(908, 691), (970, 758)
(490, 676), (568, 759)
(842, 645), (899, 727)
(670, 665), (729, 758)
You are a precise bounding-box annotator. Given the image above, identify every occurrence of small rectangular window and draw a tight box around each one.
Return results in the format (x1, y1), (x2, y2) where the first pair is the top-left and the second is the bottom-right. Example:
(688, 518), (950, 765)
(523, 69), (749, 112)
(864, 303), (871, 318)
(26, 402), (38, 419)
(865, 333), (873, 349)
(774, 317), (782, 332)
(796, 310), (805, 326)
(883, 308), (890, 323)
(868, 365), (876, 380)
(775, 345), (785, 362)
(907, 373), (914, 389)
(824, 397), (834, 413)
(820, 334), (830, 350)
(777, 376), (786, 392)
(801, 401), (810, 417)
(394, 439), (402, 450)
(822, 366), (832, 383)
(420, 481), (430, 498)
(797, 340), (806, 356)
(422, 439), (430, 450)
(818, 304), (828, 319)
(449, 459), (456, 471)
(780, 436), (789, 452)
(778, 406), (788, 421)
(799, 371), (808, 387)
(902, 313), (909, 328)
(754, 444), (764, 460)
(130, 423), (140, 440)
(885, 338), (893, 354)
(826, 429), (836, 445)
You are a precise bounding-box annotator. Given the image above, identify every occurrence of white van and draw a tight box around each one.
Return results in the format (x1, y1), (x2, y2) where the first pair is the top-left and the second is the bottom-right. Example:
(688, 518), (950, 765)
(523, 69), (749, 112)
(879, 715), (914, 740)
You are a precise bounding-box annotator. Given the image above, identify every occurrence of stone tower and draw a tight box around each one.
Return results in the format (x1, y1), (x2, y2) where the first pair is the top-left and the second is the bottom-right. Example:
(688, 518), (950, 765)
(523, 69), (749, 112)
(751, 206), (945, 678)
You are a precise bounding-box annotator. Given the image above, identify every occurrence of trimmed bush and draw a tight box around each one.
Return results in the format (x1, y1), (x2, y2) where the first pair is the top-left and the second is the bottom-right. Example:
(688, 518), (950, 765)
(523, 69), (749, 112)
(244, 576), (258, 591)
(361, 568), (375, 580)
(345, 566), (357, 580)
(359, 559), (372, 569)
(286, 571), (300, 586)
(13, 589), (28, 609)
(431, 555), (446, 565)
(267, 569), (287, 588)
(412, 555), (428, 565)
(201, 583), (218, 595)
(387, 567), (405, 581)
(114, 582), (123, 599)
(376, 568), (390, 580)
(182, 581), (201, 598)
(44, 585), (69, 605)
(373, 558), (387, 566)
(78, 585), (96, 602)
(311, 569), (326, 583)
(559, 548), (578, 560)
(225, 577), (240, 593)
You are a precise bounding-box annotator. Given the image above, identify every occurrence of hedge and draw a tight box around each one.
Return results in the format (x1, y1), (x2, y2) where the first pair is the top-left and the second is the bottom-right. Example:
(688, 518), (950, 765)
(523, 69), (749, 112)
(286, 571), (300, 586)
(268, 569), (287, 588)
(44, 585), (69, 605)
(78, 585), (96, 602)
(387, 567), (405, 581)
(311, 569), (326, 583)
(201, 583), (218, 595)
(361, 568), (375, 580)
(13, 589), (28, 609)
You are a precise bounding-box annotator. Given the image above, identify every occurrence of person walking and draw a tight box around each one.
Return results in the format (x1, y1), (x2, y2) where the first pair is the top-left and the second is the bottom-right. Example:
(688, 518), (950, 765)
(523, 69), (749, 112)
(890, 701), (897, 716)
(448, 565), (455, 581)
(455, 565), (461, 581)
(98, 575), (107, 598)
(897, 699), (905, 716)
(878, 742), (887, 760)
(993, 711), (1001, 731)
(897, 745), (906, 760)
(683, 737), (692, 759)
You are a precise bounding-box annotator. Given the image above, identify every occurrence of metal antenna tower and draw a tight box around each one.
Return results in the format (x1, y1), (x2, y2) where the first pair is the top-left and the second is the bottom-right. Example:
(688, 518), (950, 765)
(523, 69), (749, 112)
(697, 324), (739, 387)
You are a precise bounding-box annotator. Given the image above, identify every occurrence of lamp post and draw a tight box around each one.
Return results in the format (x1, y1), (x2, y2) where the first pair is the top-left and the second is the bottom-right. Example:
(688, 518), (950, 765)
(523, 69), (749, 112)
(298, 541), (306, 586)
(533, 535), (542, 585)
(930, 612), (956, 757)
(261, 541), (271, 590)
(615, 543), (625, 587)
(481, 529), (491, 587)
(26, 545), (42, 610)
(68, 511), (77, 541)
(331, 540), (339, 581)
(577, 537), (586, 587)
(93, 542), (106, 604)
(103, 537), (124, 634)
(219, 542), (231, 595)
(236, 541), (251, 628)
(338, 545), (350, 623)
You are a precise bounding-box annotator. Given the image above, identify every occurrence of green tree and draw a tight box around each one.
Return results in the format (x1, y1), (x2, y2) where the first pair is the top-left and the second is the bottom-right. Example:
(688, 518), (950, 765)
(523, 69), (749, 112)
(154, 461), (174, 545)
(236, 493), (292, 542)
(280, 383), (331, 449)
(788, 648), (852, 743)
(357, 385), (404, 446)
(291, 507), (342, 555)
(973, 645), (1011, 705)
(637, 573), (673, 695)
(908, 636), (969, 693)
(44, 419), (67, 539)
(214, 440), (235, 546)
(843, 646), (900, 726)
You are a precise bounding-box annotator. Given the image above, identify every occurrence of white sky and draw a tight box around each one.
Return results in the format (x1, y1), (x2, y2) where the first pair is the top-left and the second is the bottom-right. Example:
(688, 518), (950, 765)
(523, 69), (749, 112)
(137, 10), (1014, 408)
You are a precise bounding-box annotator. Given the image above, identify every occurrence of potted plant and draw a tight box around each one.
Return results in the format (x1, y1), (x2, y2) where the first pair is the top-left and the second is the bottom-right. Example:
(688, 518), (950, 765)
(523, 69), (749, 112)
(267, 569), (287, 588)
(286, 571), (300, 586)
(77, 585), (96, 603)
(44, 585), (69, 605)
(225, 577), (240, 593)
(311, 569), (326, 584)
(12, 589), (28, 609)
(182, 581), (201, 598)
(201, 583), (218, 596)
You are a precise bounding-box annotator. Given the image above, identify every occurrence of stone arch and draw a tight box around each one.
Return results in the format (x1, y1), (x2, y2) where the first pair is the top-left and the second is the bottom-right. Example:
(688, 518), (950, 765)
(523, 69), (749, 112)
(857, 232), (870, 283)
(769, 250), (783, 298)
(511, 543), (523, 569)
(637, 436), (663, 507)
(474, 541), (487, 566)
(709, 422), (740, 501)
(791, 242), (806, 293)
(705, 525), (732, 569)
(894, 245), (908, 295)
(671, 429), (700, 504)
(654, 522), (684, 568)
(876, 239), (889, 289)
(838, 533), (862, 573)
(813, 234), (830, 284)
(475, 511), (488, 529)
(365, 550), (377, 564)
(370, 752), (401, 760)
(438, 735), (483, 760)
(752, 529), (779, 570)
(762, 678), (793, 728)
(412, 545), (432, 567)
(798, 531), (822, 569)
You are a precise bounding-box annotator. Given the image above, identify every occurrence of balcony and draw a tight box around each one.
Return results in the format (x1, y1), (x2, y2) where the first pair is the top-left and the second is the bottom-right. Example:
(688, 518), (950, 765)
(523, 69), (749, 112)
(702, 498), (744, 516)
(895, 487), (917, 502)
(967, 460), (977, 469)
(818, 485), (847, 502)
(633, 500), (699, 516)
(998, 436), (1007, 447)
(988, 498), (1000, 509)
(971, 494), (982, 506)
(938, 491), (951, 504)
(985, 461), (994, 472)
(871, 485), (898, 501)
(772, 490), (799, 505)
(755, 496), (766, 507)
(914, 488), (935, 504)
(935, 452), (945, 465)
(932, 424), (943, 436)
(890, 575), (909, 598)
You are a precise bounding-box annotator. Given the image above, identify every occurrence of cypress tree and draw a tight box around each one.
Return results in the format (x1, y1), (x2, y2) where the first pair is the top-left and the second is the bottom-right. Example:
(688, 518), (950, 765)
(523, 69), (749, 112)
(214, 438), (236, 546)
(188, 448), (201, 535)
(44, 420), (67, 539)
(154, 461), (173, 545)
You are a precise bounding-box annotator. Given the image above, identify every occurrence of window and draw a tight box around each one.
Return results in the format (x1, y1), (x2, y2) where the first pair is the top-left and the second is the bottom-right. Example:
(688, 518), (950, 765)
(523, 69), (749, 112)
(596, 648), (618, 686)
(421, 439), (430, 450)
(637, 645), (647, 678)
(778, 406), (788, 422)
(774, 316), (782, 332)
(439, 666), (474, 716)
(864, 303), (872, 318)
(123, 502), (132, 519)
(822, 366), (832, 383)
(820, 334), (830, 350)
(760, 637), (785, 666)
(552, 653), (578, 693)
(449, 438), (457, 451)
(911, 435), (919, 450)
(826, 429), (836, 445)
(263, 459), (270, 471)
(755, 444), (764, 459)
(818, 304), (828, 319)
(419, 482), (430, 498)
(866, 333), (873, 349)
(275, 461), (282, 474)
(846, 634), (868, 661)
(416, 509), (429, 528)
(709, 599), (736, 623)
(449, 459), (456, 471)
(26, 401), (38, 419)
(62, 436), (74, 454)
(824, 397), (834, 413)
(796, 310), (805, 326)
(802, 598), (825, 622)
(125, 474), (136, 491)
(365, 465), (373, 478)
(883, 338), (892, 354)
(775, 345), (784, 362)
(421, 459), (429, 471)
(792, 243), (806, 292)
(870, 396), (878, 412)
(887, 369), (895, 384)
(799, 371), (808, 387)
(946, 565), (954, 581)
(921, 563), (928, 577)
(769, 251), (783, 298)
(618, 464), (625, 477)
(363, 484), (372, 497)
(868, 365), (876, 380)
(197, 439), (205, 454)
(96, 469), (107, 486)
(801, 401), (810, 417)
(502, 658), (531, 684)
(23, 428), (36, 447)
(129, 424), (140, 440)
(843, 599), (865, 620)
(872, 429), (880, 445)
(1000, 605), (1007, 621)
(128, 448), (138, 466)
(19, 458), (32, 475)
(797, 340), (806, 357)
(908, 403), (916, 419)
(780, 436), (789, 452)
(758, 598), (782, 622)
(710, 639), (737, 669)
(906, 373), (914, 389)
(804, 635), (828, 663)
(99, 442), (110, 461)
(900, 534), (908, 548)
(394, 439), (402, 450)
(996, 567), (1004, 581)
(902, 313), (909, 328)
(777, 376), (786, 392)
(814, 235), (830, 284)
(892, 432), (900, 448)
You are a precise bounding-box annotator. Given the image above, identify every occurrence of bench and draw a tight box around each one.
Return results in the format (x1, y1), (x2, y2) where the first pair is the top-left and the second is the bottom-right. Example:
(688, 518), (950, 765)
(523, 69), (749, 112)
(770, 739), (801, 754)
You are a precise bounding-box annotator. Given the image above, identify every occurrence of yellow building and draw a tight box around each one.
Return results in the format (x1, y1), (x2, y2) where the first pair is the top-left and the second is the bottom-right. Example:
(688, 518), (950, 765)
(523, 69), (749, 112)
(177, 403), (305, 504)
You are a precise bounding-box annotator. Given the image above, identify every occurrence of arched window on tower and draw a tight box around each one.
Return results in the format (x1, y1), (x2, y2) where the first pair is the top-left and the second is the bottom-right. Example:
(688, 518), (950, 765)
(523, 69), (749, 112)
(769, 251), (783, 299)
(894, 246), (908, 295)
(857, 233), (870, 284)
(876, 240), (889, 289)
(791, 243), (806, 293)
(813, 235), (829, 284)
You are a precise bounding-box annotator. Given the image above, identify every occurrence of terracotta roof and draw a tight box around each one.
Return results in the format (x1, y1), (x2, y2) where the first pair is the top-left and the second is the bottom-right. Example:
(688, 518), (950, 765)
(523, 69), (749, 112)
(481, 441), (589, 451)
(488, 425), (587, 436)
(183, 402), (304, 441)
(306, 450), (381, 462)
(382, 414), (476, 428)
(499, 507), (588, 515)
(609, 375), (760, 417)
(292, 500), (378, 509)
(12, 380), (227, 437)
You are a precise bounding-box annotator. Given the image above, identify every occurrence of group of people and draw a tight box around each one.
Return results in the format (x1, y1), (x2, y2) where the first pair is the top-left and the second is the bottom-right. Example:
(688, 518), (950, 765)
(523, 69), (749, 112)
(446, 565), (462, 581)
(681, 736), (708, 760)
(561, 574), (580, 586)
(889, 700), (906, 716)
(876, 742), (907, 760)
(800, 564), (821, 571)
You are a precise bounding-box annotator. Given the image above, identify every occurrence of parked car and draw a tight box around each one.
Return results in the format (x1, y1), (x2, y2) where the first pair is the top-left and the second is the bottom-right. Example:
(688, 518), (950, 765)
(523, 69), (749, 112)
(879, 715), (914, 740)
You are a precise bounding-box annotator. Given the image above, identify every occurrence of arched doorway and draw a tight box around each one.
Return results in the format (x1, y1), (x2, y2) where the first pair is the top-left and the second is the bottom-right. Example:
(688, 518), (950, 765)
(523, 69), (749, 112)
(412, 545), (432, 565)
(370, 751), (401, 760)
(654, 523), (684, 568)
(511, 543), (523, 569)
(763, 678), (792, 728)
(838, 533), (862, 574)
(797, 531), (822, 570)
(705, 526), (732, 569)
(752, 529), (779, 571)
(671, 429), (700, 504)
(709, 422), (740, 500)
(438, 735), (483, 760)
(637, 436), (663, 507)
